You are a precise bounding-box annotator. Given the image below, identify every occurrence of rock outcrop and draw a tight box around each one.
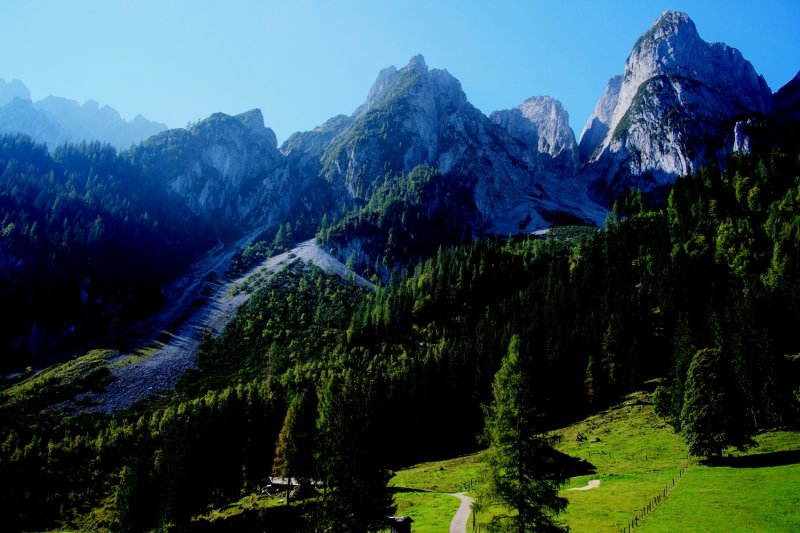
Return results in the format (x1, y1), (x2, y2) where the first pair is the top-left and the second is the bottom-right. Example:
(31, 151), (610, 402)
(490, 95), (580, 178)
(578, 76), (622, 162)
(287, 54), (604, 234)
(580, 11), (773, 202)
(131, 110), (292, 230)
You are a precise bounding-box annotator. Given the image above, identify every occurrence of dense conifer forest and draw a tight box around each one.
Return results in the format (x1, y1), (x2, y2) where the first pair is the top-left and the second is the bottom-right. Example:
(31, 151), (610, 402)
(0, 134), (216, 368)
(1, 132), (798, 529)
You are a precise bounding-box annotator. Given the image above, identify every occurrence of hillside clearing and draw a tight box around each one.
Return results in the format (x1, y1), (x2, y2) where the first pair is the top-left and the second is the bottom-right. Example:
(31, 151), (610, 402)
(390, 391), (800, 532)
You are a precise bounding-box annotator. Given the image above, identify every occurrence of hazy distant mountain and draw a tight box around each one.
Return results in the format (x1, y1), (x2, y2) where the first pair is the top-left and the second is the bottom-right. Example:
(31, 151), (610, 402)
(0, 78), (166, 149)
(0, 78), (31, 106)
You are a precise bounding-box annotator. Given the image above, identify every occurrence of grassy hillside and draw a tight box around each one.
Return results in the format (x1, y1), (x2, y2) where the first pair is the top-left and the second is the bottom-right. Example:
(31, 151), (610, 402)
(638, 430), (800, 532)
(389, 390), (800, 532)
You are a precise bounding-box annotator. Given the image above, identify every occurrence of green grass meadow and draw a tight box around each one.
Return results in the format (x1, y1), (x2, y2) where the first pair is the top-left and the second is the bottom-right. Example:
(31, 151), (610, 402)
(638, 431), (800, 532)
(390, 391), (800, 532)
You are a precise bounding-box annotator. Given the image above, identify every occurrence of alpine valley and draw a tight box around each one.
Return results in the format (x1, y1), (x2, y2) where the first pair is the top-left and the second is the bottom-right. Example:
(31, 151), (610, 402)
(1, 11), (799, 533)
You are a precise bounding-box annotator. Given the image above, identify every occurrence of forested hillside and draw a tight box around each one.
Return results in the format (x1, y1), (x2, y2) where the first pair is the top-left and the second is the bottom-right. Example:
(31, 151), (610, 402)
(0, 134), (216, 369)
(1, 144), (798, 530)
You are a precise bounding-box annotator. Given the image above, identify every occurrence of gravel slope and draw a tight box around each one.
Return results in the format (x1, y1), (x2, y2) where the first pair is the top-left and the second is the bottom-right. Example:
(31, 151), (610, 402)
(84, 238), (371, 413)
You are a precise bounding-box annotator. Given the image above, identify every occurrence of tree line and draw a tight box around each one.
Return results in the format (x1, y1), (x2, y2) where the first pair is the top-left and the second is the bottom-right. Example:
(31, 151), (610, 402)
(0, 134), (216, 369)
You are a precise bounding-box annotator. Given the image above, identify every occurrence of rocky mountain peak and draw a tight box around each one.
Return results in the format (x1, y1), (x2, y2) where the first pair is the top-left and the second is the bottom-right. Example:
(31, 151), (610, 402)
(636, 11), (697, 45)
(364, 66), (399, 110)
(360, 54), (435, 116)
(326, 54), (474, 195)
(133, 109), (289, 230)
(578, 76), (622, 161)
(490, 96), (578, 163)
(581, 11), (773, 202)
(235, 108), (277, 148)
(404, 54), (428, 74)
(616, 10), (771, 130)
(0, 78), (31, 106)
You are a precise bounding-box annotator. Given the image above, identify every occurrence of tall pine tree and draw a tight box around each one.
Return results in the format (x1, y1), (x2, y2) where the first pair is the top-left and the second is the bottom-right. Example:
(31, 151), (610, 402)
(680, 348), (756, 459)
(316, 370), (395, 532)
(484, 335), (568, 532)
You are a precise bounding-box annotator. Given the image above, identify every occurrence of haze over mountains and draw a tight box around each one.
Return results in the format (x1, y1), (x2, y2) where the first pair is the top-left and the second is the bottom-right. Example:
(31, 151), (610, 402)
(0, 78), (166, 150)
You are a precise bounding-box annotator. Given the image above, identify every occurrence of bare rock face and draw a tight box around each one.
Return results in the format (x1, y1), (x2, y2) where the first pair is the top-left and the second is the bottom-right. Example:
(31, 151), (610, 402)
(490, 96), (579, 176)
(311, 55), (603, 233)
(581, 11), (773, 202)
(579, 76), (621, 161)
(131, 109), (293, 230)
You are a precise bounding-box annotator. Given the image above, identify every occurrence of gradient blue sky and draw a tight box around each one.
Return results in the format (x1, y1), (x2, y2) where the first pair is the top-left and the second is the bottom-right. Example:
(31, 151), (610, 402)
(2, 1), (798, 143)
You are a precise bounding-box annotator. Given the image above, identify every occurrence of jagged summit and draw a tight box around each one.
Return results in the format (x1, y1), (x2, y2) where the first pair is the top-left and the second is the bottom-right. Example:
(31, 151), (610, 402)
(634, 11), (697, 47)
(406, 53), (428, 73)
(234, 108), (277, 146)
(490, 96), (578, 171)
(0, 78), (166, 150)
(621, 11), (770, 115)
(0, 78), (31, 106)
(358, 54), (464, 118)
(327, 54), (475, 194)
(610, 9), (771, 144)
(580, 11), (773, 202)
(362, 55), (429, 110)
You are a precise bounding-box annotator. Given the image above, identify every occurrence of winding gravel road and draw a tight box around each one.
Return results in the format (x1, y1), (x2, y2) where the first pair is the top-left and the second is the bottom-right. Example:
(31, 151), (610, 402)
(84, 238), (371, 413)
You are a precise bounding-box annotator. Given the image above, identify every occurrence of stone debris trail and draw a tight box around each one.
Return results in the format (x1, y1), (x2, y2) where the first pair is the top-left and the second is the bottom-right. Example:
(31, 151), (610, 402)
(84, 238), (371, 413)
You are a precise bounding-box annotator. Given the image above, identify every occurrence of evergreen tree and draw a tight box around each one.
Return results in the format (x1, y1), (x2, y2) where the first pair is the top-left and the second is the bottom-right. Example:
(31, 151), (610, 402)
(680, 348), (756, 459)
(272, 386), (318, 497)
(316, 370), (395, 532)
(484, 335), (568, 532)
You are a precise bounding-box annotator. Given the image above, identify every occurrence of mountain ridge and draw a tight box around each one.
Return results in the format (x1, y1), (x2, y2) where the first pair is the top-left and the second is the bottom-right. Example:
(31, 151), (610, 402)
(0, 78), (166, 150)
(117, 10), (797, 246)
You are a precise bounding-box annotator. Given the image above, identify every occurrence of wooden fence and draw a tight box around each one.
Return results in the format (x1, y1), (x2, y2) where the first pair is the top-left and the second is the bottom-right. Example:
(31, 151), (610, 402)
(619, 462), (689, 533)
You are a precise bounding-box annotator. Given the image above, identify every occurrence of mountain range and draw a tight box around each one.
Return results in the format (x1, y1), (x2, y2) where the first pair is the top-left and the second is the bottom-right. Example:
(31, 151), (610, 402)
(124, 11), (798, 239)
(4, 12), (798, 238)
(0, 78), (166, 150)
(1, 10), (799, 365)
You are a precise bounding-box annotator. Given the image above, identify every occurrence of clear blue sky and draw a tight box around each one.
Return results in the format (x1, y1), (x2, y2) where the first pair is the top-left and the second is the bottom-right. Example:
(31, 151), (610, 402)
(2, 0), (798, 143)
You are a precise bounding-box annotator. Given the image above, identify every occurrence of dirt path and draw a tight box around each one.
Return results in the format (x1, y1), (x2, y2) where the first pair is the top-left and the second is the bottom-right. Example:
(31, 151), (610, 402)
(83, 238), (371, 413)
(567, 479), (601, 491)
(449, 492), (475, 533)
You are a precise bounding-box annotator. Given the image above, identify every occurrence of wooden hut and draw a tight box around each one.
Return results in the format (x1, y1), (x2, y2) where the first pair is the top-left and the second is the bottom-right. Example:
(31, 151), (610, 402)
(387, 515), (413, 533)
